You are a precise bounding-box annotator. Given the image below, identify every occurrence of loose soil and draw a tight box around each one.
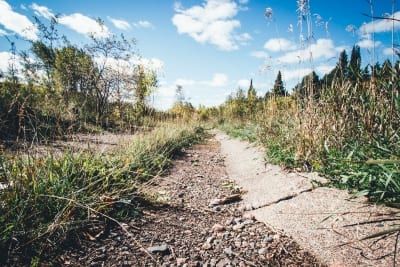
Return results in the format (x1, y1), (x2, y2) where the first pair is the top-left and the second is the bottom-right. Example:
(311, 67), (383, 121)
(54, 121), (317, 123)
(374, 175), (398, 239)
(55, 136), (323, 266)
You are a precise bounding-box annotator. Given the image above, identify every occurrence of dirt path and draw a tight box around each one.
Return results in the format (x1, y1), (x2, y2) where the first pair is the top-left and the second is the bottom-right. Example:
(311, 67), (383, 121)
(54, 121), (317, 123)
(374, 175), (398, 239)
(215, 131), (400, 267)
(59, 135), (322, 266)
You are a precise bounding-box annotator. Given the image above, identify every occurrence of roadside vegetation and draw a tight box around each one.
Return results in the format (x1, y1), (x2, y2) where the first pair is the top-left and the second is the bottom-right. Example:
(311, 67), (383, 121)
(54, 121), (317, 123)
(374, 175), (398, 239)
(214, 2), (400, 206)
(1, 1), (399, 265)
(0, 17), (206, 265)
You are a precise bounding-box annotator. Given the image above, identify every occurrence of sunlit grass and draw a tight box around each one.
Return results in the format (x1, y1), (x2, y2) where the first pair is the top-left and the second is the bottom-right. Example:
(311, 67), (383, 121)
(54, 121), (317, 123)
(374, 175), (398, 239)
(0, 122), (205, 264)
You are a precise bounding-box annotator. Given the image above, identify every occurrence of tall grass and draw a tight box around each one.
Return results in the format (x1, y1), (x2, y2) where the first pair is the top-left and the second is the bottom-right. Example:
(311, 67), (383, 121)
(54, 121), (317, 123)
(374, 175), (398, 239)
(221, 68), (400, 204)
(0, 122), (204, 265)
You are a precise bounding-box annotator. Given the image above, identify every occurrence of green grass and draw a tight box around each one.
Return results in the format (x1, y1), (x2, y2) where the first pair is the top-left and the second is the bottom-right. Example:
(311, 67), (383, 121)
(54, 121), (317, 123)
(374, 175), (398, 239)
(218, 121), (258, 142)
(0, 123), (205, 265)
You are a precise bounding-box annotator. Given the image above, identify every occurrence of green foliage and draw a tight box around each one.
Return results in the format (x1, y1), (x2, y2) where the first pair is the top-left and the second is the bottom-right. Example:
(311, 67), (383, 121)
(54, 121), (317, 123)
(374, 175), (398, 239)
(218, 50), (400, 206)
(0, 17), (162, 142)
(219, 122), (258, 142)
(272, 71), (287, 96)
(0, 123), (205, 264)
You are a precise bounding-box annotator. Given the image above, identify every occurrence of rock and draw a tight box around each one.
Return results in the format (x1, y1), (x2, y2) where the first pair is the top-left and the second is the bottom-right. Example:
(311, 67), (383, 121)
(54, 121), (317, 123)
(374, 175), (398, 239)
(209, 194), (242, 207)
(244, 204), (253, 211)
(232, 223), (245, 231)
(209, 198), (223, 206)
(202, 242), (212, 250)
(211, 223), (225, 232)
(147, 244), (170, 254)
(242, 213), (255, 220)
(233, 218), (242, 224)
(176, 258), (187, 265)
(225, 218), (234, 226)
(202, 235), (216, 250)
(258, 247), (268, 255)
(216, 258), (231, 267)
(213, 206), (221, 212)
(262, 235), (273, 243)
(206, 236), (215, 244)
(223, 247), (233, 256)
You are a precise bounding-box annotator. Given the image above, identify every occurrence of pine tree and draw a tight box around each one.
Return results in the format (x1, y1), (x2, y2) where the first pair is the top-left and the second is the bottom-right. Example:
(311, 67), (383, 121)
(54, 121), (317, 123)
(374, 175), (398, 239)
(336, 49), (348, 79)
(348, 45), (361, 83)
(246, 79), (258, 114)
(272, 71), (286, 96)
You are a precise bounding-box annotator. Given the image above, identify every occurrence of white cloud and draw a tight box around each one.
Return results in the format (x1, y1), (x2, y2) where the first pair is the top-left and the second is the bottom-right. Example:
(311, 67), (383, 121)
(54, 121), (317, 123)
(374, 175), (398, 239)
(250, 50), (269, 59)
(174, 72), (228, 87)
(360, 11), (400, 34)
(175, 78), (196, 86)
(357, 39), (381, 49)
(281, 68), (312, 81)
(0, 51), (25, 79)
(383, 47), (400, 56)
(92, 55), (164, 77)
(108, 16), (131, 30)
(0, 29), (7, 36)
(0, 51), (14, 73)
(277, 38), (338, 64)
(264, 38), (296, 52)
(237, 79), (250, 88)
(316, 64), (335, 75)
(135, 57), (164, 72)
(30, 3), (54, 20)
(172, 0), (250, 51)
(207, 73), (228, 87)
(133, 20), (154, 29)
(154, 72), (231, 110)
(59, 13), (111, 38)
(0, 1), (38, 40)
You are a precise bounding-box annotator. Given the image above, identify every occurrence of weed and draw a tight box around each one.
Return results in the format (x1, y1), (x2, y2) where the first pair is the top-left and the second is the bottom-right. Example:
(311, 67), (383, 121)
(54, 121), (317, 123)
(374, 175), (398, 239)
(0, 122), (205, 265)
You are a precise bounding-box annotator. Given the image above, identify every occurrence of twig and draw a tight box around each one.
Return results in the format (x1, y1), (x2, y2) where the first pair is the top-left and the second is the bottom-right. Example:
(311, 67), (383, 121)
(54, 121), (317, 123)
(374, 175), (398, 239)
(394, 231), (400, 267)
(38, 194), (159, 263)
(343, 218), (399, 228)
(362, 13), (400, 22)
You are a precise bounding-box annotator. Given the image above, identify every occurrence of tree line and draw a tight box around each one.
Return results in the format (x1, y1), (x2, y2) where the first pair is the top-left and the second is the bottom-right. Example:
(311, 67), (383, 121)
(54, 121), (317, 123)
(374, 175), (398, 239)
(0, 18), (159, 142)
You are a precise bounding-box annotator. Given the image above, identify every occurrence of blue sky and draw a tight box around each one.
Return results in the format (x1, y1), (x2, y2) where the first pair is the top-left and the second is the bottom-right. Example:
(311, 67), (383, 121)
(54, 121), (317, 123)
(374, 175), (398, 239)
(0, 0), (399, 109)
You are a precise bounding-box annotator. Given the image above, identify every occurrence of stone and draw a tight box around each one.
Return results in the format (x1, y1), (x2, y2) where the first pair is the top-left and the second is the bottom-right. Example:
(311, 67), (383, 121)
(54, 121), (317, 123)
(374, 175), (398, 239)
(223, 247), (233, 256)
(258, 247), (268, 255)
(202, 242), (212, 250)
(242, 213), (255, 220)
(176, 258), (187, 265)
(147, 244), (170, 254)
(232, 223), (245, 231)
(211, 223), (225, 232)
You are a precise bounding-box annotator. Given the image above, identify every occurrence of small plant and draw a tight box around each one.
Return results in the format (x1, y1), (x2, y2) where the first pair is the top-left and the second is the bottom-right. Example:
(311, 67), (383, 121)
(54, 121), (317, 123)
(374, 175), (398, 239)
(0, 122), (205, 265)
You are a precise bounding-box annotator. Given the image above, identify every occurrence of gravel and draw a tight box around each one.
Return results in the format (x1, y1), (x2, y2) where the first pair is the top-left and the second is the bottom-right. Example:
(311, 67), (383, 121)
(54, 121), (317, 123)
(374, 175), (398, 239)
(58, 138), (323, 266)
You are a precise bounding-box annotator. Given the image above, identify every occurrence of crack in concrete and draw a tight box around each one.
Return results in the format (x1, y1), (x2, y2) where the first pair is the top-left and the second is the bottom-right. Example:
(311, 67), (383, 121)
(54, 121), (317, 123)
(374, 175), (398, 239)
(248, 188), (313, 211)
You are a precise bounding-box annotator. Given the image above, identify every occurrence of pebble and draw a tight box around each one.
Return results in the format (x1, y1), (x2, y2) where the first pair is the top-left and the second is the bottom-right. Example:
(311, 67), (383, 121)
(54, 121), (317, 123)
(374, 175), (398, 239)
(147, 244), (170, 254)
(258, 247), (268, 255)
(211, 223), (225, 232)
(232, 223), (245, 231)
(176, 258), (187, 265)
(223, 247), (233, 256)
(242, 213), (255, 220)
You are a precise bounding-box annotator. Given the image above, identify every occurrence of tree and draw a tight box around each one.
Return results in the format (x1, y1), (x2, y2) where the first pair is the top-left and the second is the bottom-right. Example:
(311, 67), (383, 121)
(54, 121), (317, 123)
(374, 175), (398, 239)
(272, 71), (286, 96)
(348, 45), (362, 83)
(85, 33), (137, 124)
(336, 49), (348, 80)
(246, 79), (258, 114)
(29, 16), (60, 90)
(133, 65), (157, 117)
(293, 71), (320, 99)
(175, 85), (185, 106)
(54, 45), (96, 97)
